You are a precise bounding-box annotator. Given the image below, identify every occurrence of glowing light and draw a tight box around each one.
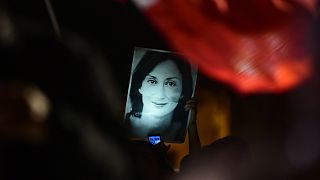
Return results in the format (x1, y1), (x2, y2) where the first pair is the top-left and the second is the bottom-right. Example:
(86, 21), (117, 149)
(213, 0), (229, 14)
(132, 0), (158, 9)
(24, 86), (50, 122)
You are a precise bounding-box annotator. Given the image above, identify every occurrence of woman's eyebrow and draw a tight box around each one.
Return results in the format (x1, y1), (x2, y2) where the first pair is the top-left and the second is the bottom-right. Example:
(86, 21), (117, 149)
(166, 77), (181, 80)
(146, 75), (156, 78)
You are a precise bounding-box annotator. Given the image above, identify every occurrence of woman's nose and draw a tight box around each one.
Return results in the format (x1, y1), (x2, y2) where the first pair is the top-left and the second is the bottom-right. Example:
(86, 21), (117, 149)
(152, 84), (166, 99)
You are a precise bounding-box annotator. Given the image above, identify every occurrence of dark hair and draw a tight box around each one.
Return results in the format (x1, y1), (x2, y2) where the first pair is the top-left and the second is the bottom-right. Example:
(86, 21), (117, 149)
(127, 49), (194, 141)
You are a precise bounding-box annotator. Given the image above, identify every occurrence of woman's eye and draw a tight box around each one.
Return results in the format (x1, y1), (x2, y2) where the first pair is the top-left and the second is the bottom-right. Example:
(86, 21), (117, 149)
(165, 81), (176, 87)
(147, 79), (157, 85)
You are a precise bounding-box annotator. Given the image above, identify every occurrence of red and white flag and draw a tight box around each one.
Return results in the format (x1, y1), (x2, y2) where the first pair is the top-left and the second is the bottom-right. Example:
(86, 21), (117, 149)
(132, 0), (317, 93)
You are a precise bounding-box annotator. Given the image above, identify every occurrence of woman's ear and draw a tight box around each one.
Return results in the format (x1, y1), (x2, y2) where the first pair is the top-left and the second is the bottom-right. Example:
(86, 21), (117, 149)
(139, 88), (142, 94)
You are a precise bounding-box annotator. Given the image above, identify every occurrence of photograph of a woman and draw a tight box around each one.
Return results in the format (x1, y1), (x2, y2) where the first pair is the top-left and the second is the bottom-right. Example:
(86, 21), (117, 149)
(125, 47), (197, 143)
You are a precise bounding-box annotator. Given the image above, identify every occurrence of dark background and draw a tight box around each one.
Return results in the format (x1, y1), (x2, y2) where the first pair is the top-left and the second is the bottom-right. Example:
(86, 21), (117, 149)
(2, 0), (320, 179)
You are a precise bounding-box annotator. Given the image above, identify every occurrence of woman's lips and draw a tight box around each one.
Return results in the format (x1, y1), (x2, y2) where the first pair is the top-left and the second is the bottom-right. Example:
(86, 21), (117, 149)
(152, 102), (167, 108)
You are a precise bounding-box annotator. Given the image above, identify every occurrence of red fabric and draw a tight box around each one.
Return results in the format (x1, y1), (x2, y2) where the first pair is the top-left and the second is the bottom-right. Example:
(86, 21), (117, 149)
(140, 0), (315, 93)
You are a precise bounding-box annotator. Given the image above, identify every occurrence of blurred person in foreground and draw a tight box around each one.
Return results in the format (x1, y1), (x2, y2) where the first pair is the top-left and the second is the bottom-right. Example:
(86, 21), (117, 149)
(0, 5), (174, 179)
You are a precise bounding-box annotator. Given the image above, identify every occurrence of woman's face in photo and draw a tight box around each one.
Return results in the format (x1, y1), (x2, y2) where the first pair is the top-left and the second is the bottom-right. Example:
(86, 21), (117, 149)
(139, 60), (183, 118)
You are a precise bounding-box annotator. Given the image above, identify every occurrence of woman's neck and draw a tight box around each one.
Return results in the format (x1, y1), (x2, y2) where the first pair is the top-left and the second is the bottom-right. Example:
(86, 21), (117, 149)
(140, 111), (173, 130)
